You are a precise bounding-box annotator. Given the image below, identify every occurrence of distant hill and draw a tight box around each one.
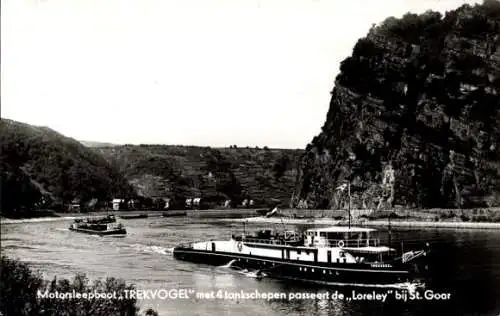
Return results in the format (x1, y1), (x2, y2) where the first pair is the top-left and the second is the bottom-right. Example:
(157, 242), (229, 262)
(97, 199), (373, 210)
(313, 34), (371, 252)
(79, 140), (119, 148)
(1, 119), (135, 215)
(94, 145), (304, 207)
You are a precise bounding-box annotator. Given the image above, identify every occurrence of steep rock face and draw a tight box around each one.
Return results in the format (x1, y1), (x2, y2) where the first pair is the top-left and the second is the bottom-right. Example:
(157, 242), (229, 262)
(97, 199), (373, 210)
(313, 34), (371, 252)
(294, 2), (500, 209)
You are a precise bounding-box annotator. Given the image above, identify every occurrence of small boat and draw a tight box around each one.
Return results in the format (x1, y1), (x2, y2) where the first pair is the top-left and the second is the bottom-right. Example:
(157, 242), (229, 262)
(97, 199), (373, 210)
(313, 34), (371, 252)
(255, 208), (269, 216)
(265, 207), (278, 218)
(256, 206), (279, 217)
(69, 215), (126, 236)
(173, 226), (429, 286)
(162, 211), (187, 217)
(119, 214), (148, 219)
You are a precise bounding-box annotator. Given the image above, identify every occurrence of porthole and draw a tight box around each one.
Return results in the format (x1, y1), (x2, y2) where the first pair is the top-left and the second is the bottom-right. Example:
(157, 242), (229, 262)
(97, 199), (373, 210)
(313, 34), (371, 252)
(323, 270), (326, 274)
(311, 268), (315, 272)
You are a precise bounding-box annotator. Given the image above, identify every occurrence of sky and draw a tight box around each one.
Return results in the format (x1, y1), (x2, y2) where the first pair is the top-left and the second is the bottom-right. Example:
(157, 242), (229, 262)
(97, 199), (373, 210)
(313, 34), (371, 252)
(1, 0), (481, 148)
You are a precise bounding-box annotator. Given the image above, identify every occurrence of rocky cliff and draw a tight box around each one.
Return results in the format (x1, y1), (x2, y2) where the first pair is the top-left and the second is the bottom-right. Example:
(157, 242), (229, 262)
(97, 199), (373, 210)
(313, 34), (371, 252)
(293, 1), (500, 209)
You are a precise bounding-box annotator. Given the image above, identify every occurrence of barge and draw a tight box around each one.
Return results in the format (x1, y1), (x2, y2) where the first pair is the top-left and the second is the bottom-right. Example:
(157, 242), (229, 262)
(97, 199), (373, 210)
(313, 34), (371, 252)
(69, 215), (127, 236)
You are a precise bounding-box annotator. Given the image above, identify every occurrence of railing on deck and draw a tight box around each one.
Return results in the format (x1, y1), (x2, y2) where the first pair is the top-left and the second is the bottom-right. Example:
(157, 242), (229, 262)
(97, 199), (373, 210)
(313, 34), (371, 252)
(242, 237), (293, 245)
(322, 239), (380, 247)
(241, 237), (380, 248)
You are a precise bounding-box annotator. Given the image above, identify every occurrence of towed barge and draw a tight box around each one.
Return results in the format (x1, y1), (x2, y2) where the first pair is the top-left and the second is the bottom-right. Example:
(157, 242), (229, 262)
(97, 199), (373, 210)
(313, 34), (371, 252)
(173, 226), (428, 285)
(69, 215), (127, 236)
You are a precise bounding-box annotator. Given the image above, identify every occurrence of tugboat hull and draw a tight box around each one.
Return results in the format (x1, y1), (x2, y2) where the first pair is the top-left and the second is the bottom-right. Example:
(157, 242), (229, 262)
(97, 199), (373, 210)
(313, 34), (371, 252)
(173, 247), (417, 285)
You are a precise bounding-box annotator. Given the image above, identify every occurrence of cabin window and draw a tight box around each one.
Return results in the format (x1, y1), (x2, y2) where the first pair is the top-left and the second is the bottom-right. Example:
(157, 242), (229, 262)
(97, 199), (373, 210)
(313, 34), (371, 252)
(323, 270), (326, 274)
(320, 232), (326, 237)
(311, 268), (315, 272)
(297, 250), (301, 255)
(315, 232), (318, 236)
(349, 232), (360, 239)
(326, 232), (344, 240)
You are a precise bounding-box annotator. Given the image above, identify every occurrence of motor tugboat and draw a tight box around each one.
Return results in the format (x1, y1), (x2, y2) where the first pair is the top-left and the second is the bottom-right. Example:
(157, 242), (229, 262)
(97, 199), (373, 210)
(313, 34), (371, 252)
(173, 225), (429, 286)
(69, 215), (127, 236)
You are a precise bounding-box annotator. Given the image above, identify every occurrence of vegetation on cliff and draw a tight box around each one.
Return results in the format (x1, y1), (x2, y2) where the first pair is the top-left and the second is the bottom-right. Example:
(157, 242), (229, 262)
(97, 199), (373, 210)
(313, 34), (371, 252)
(95, 145), (303, 208)
(0, 256), (158, 316)
(1, 119), (135, 215)
(1, 118), (302, 214)
(294, 0), (500, 209)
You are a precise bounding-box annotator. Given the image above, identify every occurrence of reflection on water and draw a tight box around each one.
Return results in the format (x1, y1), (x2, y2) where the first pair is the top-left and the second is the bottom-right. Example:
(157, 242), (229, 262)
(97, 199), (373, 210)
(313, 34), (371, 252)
(2, 216), (500, 316)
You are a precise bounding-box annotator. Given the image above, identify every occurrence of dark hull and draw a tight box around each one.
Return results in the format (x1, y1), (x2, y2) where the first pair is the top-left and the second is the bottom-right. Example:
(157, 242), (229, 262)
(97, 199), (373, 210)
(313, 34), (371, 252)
(255, 208), (269, 216)
(69, 227), (127, 236)
(173, 247), (418, 285)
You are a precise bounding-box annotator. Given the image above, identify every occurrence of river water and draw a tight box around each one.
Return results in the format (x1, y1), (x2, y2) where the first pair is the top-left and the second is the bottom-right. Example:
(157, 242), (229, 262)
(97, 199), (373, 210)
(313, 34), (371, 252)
(2, 214), (500, 316)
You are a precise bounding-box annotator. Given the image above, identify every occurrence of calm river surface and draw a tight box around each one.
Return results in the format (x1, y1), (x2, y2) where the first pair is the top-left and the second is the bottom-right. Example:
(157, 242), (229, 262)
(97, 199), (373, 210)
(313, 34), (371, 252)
(2, 214), (500, 316)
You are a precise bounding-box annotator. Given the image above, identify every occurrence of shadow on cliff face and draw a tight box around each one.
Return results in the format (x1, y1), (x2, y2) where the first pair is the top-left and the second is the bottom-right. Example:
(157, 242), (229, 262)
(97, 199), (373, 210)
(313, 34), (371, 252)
(294, 1), (500, 210)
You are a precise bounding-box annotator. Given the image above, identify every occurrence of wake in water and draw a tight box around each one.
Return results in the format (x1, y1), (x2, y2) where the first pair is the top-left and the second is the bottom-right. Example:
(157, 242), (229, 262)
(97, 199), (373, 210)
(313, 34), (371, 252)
(129, 244), (173, 256)
(219, 259), (238, 268)
(216, 260), (267, 280)
(1, 217), (77, 224)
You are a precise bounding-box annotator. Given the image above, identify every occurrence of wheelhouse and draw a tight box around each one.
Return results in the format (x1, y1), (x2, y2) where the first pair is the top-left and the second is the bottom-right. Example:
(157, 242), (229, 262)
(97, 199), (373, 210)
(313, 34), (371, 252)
(304, 227), (380, 248)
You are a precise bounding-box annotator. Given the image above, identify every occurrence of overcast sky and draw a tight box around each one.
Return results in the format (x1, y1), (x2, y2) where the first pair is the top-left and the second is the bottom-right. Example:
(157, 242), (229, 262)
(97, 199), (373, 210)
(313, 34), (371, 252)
(2, 0), (480, 148)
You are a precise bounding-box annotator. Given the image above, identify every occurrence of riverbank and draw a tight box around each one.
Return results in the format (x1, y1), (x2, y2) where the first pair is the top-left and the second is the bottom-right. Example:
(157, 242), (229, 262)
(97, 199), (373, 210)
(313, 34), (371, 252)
(222, 216), (500, 230)
(0, 209), (258, 225)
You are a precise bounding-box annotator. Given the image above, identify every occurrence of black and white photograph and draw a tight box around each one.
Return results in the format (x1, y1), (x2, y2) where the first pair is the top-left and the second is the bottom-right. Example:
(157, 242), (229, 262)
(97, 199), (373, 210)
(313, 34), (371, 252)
(1, 0), (500, 315)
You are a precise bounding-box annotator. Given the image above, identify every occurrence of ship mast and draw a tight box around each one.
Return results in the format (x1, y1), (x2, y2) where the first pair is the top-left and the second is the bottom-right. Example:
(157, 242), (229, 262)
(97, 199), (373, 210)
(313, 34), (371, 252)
(348, 182), (351, 229)
(335, 181), (351, 229)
